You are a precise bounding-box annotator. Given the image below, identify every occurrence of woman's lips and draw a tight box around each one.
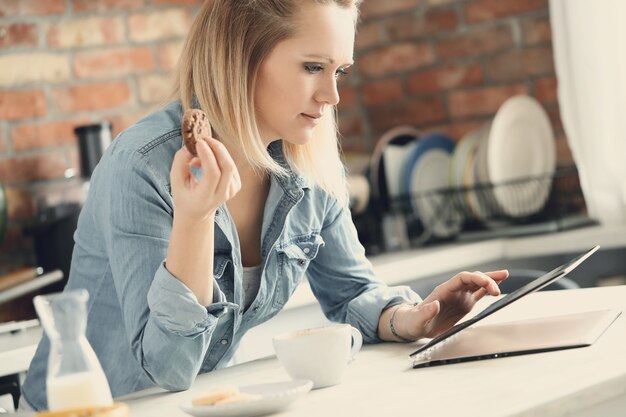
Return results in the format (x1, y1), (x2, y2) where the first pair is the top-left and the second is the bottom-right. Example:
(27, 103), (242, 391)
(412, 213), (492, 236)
(300, 113), (322, 125)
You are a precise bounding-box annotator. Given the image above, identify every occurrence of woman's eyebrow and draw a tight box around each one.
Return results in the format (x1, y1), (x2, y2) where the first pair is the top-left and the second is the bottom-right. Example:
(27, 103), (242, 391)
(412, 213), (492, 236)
(303, 54), (354, 66)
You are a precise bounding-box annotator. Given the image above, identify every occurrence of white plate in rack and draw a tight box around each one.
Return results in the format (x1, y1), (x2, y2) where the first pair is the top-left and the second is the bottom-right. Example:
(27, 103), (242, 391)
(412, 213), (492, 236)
(488, 95), (556, 218)
(180, 380), (313, 417)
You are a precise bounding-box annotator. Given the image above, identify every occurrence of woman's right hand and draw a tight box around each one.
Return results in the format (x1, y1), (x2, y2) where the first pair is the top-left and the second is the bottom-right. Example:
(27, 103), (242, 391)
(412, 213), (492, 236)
(170, 137), (241, 222)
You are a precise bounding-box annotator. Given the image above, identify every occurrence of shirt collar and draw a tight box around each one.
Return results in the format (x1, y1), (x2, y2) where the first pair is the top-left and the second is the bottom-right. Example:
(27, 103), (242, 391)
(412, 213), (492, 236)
(267, 140), (312, 193)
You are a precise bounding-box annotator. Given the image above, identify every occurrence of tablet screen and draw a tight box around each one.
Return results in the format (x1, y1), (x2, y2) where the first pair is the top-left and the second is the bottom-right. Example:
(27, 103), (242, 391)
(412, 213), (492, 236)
(409, 245), (600, 358)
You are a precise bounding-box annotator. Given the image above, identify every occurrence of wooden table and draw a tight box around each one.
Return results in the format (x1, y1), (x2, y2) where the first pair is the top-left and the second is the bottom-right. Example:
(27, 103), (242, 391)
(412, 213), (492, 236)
(122, 286), (626, 417)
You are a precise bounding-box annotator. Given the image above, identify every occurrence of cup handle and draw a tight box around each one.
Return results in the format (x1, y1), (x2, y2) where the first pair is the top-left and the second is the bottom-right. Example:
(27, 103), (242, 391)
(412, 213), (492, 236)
(349, 327), (363, 363)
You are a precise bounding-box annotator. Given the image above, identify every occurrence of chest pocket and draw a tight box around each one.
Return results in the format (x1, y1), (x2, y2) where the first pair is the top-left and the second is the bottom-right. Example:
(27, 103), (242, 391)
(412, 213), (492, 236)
(273, 233), (325, 308)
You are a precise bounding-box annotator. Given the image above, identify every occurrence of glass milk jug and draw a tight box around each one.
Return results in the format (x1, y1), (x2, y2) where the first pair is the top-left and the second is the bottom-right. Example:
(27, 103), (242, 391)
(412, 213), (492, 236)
(34, 289), (113, 411)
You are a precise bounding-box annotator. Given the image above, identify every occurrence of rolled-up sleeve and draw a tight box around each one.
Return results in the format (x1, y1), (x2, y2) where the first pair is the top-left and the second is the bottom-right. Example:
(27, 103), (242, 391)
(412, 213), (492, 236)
(148, 262), (228, 336)
(306, 198), (422, 344)
(97, 143), (227, 390)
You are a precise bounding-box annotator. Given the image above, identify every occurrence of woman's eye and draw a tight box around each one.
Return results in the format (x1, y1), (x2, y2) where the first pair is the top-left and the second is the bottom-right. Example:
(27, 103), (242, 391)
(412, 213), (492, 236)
(335, 68), (350, 78)
(304, 63), (323, 74)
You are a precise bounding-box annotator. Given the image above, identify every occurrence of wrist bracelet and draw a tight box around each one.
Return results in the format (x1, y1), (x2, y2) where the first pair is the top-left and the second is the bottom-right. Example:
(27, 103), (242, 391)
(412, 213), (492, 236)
(389, 302), (417, 343)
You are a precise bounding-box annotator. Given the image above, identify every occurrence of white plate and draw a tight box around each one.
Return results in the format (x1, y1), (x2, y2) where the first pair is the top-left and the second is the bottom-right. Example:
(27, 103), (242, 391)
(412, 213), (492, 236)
(488, 95), (556, 217)
(179, 380), (313, 417)
(450, 126), (484, 216)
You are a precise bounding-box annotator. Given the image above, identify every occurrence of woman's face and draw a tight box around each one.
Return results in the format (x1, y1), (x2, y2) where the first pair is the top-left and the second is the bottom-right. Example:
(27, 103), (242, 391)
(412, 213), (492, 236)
(255, 3), (355, 146)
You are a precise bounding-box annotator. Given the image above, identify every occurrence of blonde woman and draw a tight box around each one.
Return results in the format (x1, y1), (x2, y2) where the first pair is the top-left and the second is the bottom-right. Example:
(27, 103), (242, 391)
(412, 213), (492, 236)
(21, 0), (507, 410)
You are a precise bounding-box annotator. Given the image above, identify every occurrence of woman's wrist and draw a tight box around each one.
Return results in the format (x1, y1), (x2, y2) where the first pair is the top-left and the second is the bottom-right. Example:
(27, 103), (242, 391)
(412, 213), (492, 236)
(387, 302), (419, 343)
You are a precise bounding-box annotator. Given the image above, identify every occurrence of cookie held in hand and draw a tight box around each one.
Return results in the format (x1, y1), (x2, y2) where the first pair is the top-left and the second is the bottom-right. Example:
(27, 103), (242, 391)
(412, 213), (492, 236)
(182, 109), (212, 157)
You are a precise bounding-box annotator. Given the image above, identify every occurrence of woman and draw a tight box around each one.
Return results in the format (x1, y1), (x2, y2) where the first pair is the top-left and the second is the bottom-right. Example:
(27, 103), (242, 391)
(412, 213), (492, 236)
(21, 0), (507, 410)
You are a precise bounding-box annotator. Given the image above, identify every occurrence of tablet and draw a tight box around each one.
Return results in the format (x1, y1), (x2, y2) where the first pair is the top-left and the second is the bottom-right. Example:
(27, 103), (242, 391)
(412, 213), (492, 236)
(409, 245), (601, 360)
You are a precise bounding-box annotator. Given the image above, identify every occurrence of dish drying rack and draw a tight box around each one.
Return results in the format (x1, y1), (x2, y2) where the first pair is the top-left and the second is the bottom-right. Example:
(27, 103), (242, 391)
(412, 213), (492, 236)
(353, 165), (594, 255)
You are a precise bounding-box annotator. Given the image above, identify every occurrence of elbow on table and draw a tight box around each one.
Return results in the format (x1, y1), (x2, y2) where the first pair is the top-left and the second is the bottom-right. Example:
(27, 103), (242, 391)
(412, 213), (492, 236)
(145, 365), (196, 392)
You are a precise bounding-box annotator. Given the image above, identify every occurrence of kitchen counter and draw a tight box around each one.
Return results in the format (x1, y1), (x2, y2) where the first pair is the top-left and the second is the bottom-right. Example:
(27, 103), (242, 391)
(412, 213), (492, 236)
(122, 286), (626, 417)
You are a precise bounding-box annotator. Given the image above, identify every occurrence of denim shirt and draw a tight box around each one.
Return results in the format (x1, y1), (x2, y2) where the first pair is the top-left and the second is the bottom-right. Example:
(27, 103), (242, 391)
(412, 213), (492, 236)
(21, 102), (421, 410)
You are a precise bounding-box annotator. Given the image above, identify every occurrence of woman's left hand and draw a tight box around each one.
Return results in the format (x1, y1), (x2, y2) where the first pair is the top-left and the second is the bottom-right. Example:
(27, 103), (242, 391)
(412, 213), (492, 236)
(396, 270), (509, 341)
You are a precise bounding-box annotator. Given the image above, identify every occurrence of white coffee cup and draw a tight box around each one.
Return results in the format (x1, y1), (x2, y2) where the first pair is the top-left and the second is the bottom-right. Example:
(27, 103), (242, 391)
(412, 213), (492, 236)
(272, 323), (363, 389)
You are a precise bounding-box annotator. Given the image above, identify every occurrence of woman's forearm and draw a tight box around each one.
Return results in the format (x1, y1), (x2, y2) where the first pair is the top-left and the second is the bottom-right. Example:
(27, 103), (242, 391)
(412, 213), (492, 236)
(166, 213), (216, 305)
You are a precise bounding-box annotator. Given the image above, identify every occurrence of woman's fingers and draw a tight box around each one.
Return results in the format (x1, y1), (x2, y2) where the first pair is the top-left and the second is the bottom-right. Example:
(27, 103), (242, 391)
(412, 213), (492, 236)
(447, 271), (501, 296)
(207, 138), (240, 199)
(472, 270), (509, 300)
(171, 145), (196, 189)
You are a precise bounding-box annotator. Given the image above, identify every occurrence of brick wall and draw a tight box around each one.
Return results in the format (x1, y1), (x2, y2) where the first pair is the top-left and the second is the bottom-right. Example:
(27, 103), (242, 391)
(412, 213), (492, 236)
(338, 0), (570, 165)
(0, 0), (202, 274)
(0, 0), (570, 274)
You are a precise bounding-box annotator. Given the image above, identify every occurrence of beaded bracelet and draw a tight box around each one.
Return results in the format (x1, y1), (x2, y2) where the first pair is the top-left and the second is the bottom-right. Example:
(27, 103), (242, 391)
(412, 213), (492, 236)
(389, 302), (419, 343)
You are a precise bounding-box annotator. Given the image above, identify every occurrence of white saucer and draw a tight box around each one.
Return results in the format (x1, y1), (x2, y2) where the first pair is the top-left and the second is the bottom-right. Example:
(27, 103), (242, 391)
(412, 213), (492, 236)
(179, 380), (313, 417)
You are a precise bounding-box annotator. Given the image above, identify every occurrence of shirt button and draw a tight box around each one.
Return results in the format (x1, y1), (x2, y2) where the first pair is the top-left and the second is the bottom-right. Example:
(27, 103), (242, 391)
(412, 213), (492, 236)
(303, 247), (310, 254)
(297, 259), (306, 266)
(215, 208), (220, 216)
(220, 339), (228, 345)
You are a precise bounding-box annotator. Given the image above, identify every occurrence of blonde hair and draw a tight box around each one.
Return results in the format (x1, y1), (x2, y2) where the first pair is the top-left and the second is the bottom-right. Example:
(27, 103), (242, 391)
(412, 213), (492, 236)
(174, 0), (361, 207)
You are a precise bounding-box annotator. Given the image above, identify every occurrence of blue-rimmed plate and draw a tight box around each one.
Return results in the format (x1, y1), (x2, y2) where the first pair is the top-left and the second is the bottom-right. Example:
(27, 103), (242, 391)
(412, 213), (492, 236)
(403, 133), (462, 238)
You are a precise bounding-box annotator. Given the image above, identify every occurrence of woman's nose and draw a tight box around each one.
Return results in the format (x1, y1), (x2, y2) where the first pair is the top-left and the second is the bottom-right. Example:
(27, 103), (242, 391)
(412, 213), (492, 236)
(315, 78), (340, 106)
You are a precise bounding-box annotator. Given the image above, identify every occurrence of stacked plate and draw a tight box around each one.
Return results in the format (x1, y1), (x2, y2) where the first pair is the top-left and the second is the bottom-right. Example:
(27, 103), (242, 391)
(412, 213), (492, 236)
(449, 95), (556, 221)
(402, 133), (463, 239)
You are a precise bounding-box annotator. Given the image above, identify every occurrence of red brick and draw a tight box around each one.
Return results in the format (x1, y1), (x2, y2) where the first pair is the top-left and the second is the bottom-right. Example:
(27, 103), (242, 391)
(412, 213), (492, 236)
(555, 133), (573, 165)
(546, 105), (563, 134)
(534, 76), (557, 105)
(338, 114), (365, 137)
(74, 47), (155, 79)
(408, 64), (483, 94)
(427, 120), (487, 142)
(109, 108), (153, 137)
(362, 78), (404, 105)
(465, 0), (547, 24)
(338, 86), (358, 111)
(358, 42), (434, 78)
(52, 82), (132, 113)
(0, 0), (66, 17)
(0, 90), (47, 121)
(72, 0), (145, 12)
(387, 9), (459, 41)
(0, 23), (38, 48)
(0, 152), (68, 183)
(0, 130), (6, 153)
(448, 84), (528, 118)
(355, 21), (384, 50)
(522, 16), (552, 46)
(369, 97), (446, 133)
(427, 0), (464, 4)
(11, 119), (91, 151)
(340, 135), (369, 154)
(4, 187), (34, 221)
(153, 0), (204, 5)
(46, 17), (125, 48)
(157, 41), (184, 71)
(360, 0), (420, 20)
(129, 10), (193, 42)
(436, 26), (513, 59)
(486, 48), (554, 81)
